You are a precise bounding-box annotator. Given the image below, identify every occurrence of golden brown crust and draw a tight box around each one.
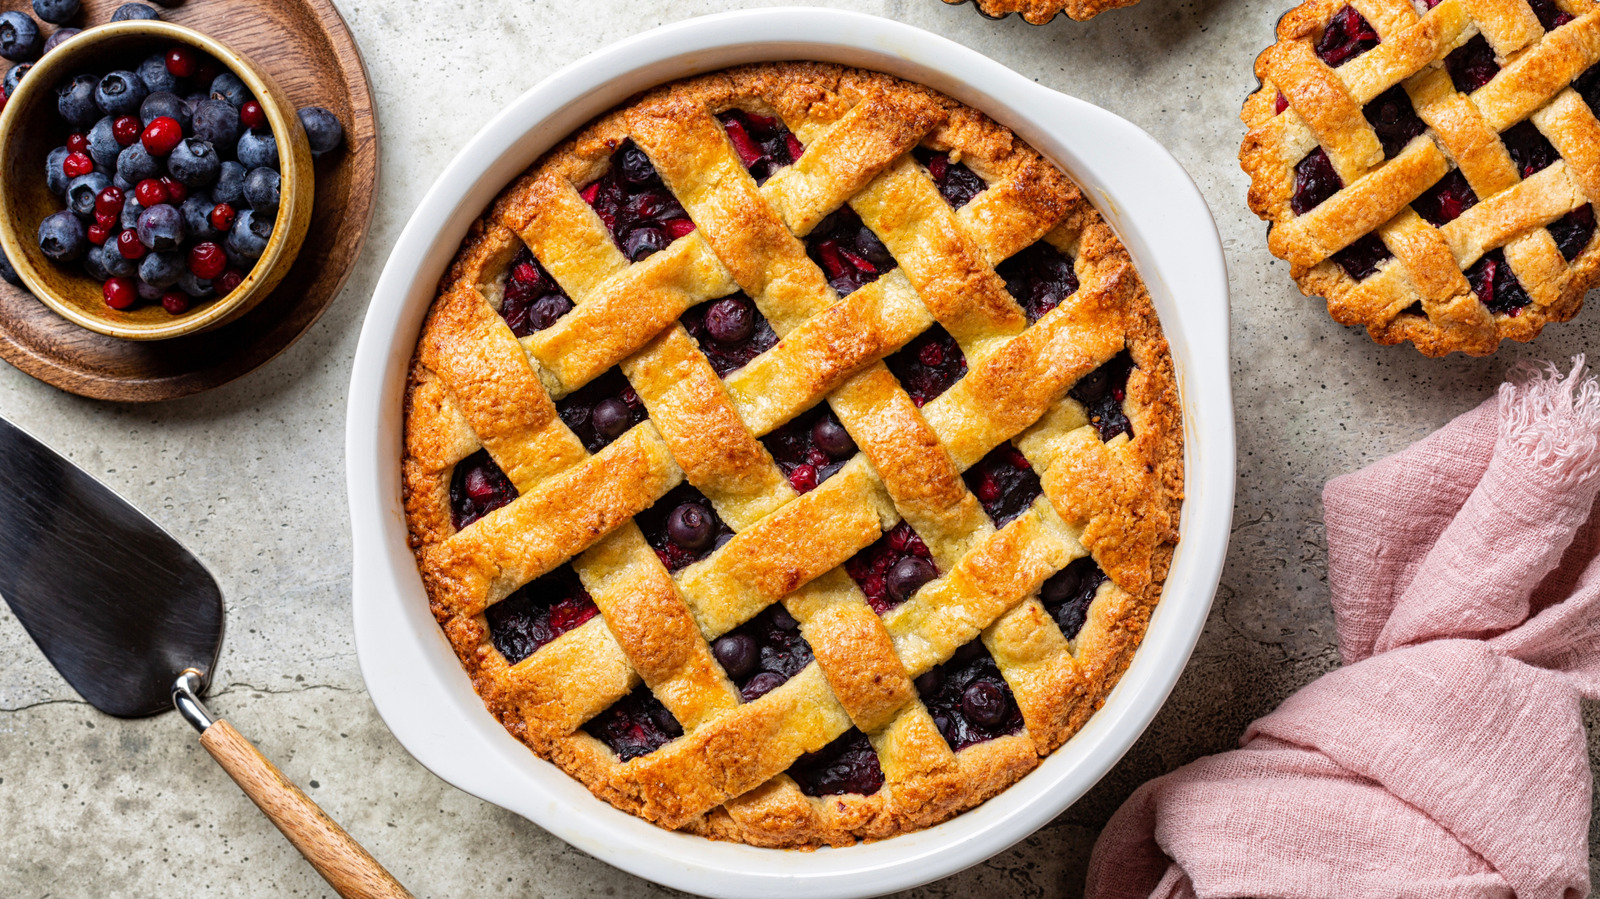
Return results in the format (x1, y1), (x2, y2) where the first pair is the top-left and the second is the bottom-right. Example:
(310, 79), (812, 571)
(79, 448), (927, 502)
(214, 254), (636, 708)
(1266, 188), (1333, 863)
(941, 0), (1141, 24)
(1240, 0), (1600, 356)
(401, 62), (1183, 848)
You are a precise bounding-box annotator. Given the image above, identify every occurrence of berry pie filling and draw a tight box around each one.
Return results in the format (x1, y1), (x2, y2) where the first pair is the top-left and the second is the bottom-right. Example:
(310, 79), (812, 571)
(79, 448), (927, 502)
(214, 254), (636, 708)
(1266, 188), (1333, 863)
(762, 404), (857, 494)
(1291, 148), (1342, 215)
(915, 640), (1023, 751)
(1466, 249), (1532, 315)
(913, 147), (986, 209)
(501, 247), (573, 336)
(680, 292), (778, 376)
(1501, 120), (1559, 178)
(805, 206), (896, 296)
(584, 686), (684, 762)
(485, 565), (599, 664)
(1529, 0), (1574, 31)
(1362, 84), (1427, 159)
(1411, 169), (1479, 227)
(1315, 5), (1380, 68)
(1445, 35), (1500, 94)
(711, 603), (815, 702)
(1574, 63), (1600, 117)
(788, 728), (885, 797)
(1071, 350), (1137, 441)
(555, 368), (648, 453)
(1039, 557), (1109, 641)
(717, 109), (803, 185)
(449, 449), (518, 530)
(636, 482), (735, 572)
(845, 521), (938, 614)
(885, 324), (967, 406)
(997, 240), (1080, 323)
(964, 444), (1044, 528)
(582, 139), (696, 262)
(1331, 233), (1394, 281)
(1549, 204), (1596, 261)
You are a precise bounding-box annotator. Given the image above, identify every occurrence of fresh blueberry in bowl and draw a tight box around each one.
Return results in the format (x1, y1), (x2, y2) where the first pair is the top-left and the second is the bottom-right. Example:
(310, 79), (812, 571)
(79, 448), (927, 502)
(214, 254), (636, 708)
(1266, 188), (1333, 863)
(38, 211), (86, 262)
(191, 97), (240, 150)
(208, 72), (249, 108)
(297, 106), (343, 158)
(235, 129), (277, 170)
(45, 146), (71, 195)
(65, 172), (108, 220)
(82, 242), (114, 281)
(116, 142), (160, 184)
(226, 208), (271, 259)
(136, 203), (185, 251)
(110, 3), (159, 21)
(179, 192), (219, 241)
(138, 249), (184, 288)
(1, 246), (24, 285)
(168, 139), (220, 188)
(56, 73), (99, 128)
(211, 160), (245, 206)
(4, 63), (32, 98)
(32, 0), (80, 26)
(87, 117), (125, 168)
(41, 27), (78, 56)
(0, 11), (42, 62)
(176, 269), (213, 299)
(242, 167), (280, 215)
(136, 51), (177, 94)
(98, 241), (137, 279)
(119, 196), (144, 231)
(93, 69), (147, 117)
(141, 91), (190, 130)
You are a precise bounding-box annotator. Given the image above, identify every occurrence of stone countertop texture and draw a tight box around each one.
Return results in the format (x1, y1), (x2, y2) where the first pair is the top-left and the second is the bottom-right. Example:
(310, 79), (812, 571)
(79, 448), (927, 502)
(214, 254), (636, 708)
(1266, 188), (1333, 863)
(3, 0), (1598, 895)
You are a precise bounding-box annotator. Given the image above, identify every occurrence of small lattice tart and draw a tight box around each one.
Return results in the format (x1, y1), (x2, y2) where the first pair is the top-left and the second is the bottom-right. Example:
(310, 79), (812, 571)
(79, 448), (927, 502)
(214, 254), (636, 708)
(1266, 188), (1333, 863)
(944, 0), (1141, 24)
(1241, 0), (1600, 356)
(402, 63), (1182, 848)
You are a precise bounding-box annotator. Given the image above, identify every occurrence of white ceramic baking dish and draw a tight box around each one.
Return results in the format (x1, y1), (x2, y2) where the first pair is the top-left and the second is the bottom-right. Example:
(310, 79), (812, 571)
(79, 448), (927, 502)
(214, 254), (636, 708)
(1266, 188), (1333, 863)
(346, 9), (1233, 897)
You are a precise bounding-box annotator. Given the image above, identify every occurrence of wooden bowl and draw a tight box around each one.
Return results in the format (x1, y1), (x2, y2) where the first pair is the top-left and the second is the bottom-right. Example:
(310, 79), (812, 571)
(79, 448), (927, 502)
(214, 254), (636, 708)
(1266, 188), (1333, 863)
(0, 20), (314, 341)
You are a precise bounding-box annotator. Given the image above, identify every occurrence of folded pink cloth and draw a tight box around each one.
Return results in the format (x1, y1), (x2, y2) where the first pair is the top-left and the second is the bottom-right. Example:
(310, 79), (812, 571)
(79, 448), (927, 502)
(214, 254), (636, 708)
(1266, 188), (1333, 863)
(1085, 358), (1600, 899)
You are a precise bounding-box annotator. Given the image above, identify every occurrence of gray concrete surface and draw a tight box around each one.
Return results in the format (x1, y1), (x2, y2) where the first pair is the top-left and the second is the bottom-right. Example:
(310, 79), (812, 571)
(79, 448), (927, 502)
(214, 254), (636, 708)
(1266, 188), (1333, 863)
(2, 0), (1598, 895)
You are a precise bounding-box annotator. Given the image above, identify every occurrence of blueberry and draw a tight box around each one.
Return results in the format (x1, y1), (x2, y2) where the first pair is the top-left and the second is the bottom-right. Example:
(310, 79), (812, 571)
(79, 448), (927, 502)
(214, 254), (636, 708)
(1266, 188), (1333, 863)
(705, 296), (754, 344)
(886, 556), (936, 604)
(235, 128), (277, 170)
(86, 116), (120, 168)
(0, 11), (41, 62)
(211, 161), (245, 206)
(209, 72), (249, 108)
(112, 168), (136, 193)
(913, 667), (943, 698)
(110, 3), (158, 21)
(136, 203), (184, 251)
(136, 52), (176, 95)
(177, 270), (213, 299)
(242, 167), (280, 215)
(960, 680), (1008, 727)
(3, 63), (32, 98)
(617, 143), (654, 186)
(168, 139), (220, 188)
(0, 246), (21, 285)
(297, 106), (343, 158)
(41, 27), (78, 55)
(116, 142), (159, 183)
(37, 210), (85, 262)
(94, 70), (147, 117)
(32, 0), (79, 26)
(141, 91), (190, 130)
(46, 146), (71, 195)
(712, 633), (758, 679)
(180, 191), (218, 241)
(120, 197), (143, 231)
(812, 416), (855, 458)
(666, 502), (714, 550)
(56, 73), (100, 128)
(591, 396), (632, 440)
(622, 225), (667, 262)
(136, 278), (162, 301)
(100, 240), (136, 278)
(138, 249), (183, 288)
(191, 98), (240, 151)
(225, 207), (270, 258)
(82, 242), (112, 281)
(65, 171), (108, 220)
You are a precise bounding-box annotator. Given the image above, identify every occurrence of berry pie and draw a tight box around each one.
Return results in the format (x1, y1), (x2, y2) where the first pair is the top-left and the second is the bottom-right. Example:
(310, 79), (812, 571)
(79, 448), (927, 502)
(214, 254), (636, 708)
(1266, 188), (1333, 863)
(1242, 0), (1600, 355)
(946, 0), (1141, 24)
(403, 63), (1182, 847)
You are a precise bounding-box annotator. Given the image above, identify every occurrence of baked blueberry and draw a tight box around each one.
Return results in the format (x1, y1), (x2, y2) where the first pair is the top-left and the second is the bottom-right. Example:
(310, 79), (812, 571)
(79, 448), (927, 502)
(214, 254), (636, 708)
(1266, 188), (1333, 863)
(297, 106), (343, 158)
(85, 116), (120, 168)
(485, 565), (599, 664)
(212, 161), (246, 207)
(32, 0), (79, 26)
(41, 27), (77, 55)
(0, 11), (41, 62)
(168, 139), (220, 188)
(918, 641), (1023, 751)
(191, 98), (240, 151)
(141, 90), (190, 130)
(580, 139), (694, 262)
(553, 367), (648, 453)
(208, 71), (249, 108)
(845, 521), (937, 614)
(225, 208), (271, 258)
(65, 172), (108, 220)
(138, 249), (184, 288)
(788, 728), (884, 797)
(94, 69), (147, 116)
(235, 129), (277, 171)
(963, 444), (1043, 527)
(38, 210), (86, 262)
(805, 206), (895, 296)
(1070, 350), (1136, 441)
(884, 324), (966, 406)
(913, 147), (986, 209)
(56, 73), (100, 128)
(762, 404), (855, 494)
(4, 63), (32, 98)
(136, 51), (177, 94)
(718, 603), (814, 702)
(716, 109), (802, 185)
(136, 203), (185, 251)
(679, 293), (777, 376)
(448, 449), (517, 530)
(636, 483), (732, 572)
(583, 686), (682, 762)
(1039, 556), (1107, 640)
(46, 146), (71, 195)
(110, 3), (158, 20)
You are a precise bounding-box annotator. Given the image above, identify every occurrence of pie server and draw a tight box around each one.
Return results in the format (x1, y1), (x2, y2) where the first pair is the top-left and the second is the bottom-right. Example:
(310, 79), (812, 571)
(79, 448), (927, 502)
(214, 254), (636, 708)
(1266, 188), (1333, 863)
(0, 415), (412, 899)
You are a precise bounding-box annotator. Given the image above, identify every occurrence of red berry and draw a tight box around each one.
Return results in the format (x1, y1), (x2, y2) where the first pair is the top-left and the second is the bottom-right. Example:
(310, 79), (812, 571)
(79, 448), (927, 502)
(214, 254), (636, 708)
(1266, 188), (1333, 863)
(209, 203), (236, 231)
(94, 210), (118, 228)
(160, 291), (190, 315)
(0, 89), (7, 114)
(188, 242), (226, 279)
(67, 133), (89, 153)
(240, 100), (266, 130)
(136, 178), (168, 207)
(94, 186), (124, 217)
(193, 60), (219, 88)
(63, 151), (94, 178)
(103, 277), (137, 309)
(117, 229), (147, 260)
(141, 117), (184, 156)
(165, 46), (197, 78)
(159, 176), (187, 204)
(112, 116), (142, 146)
(216, 268), (245, 296)
(87, 224), (111, 245)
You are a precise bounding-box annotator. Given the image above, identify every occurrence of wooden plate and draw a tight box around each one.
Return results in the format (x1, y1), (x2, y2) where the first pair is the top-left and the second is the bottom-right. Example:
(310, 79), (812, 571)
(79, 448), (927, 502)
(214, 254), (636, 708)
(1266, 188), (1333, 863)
(0, 0), (377, 401)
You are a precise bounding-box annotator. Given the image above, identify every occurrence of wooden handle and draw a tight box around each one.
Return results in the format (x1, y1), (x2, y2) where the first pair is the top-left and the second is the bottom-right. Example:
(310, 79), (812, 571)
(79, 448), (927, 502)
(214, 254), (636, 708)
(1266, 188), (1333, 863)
(200, 719), (413, 899)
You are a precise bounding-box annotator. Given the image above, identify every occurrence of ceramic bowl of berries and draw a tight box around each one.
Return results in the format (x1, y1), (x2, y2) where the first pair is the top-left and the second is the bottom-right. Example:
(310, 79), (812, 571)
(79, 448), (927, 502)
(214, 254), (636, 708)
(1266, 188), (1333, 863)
(0, 20), (313, 340)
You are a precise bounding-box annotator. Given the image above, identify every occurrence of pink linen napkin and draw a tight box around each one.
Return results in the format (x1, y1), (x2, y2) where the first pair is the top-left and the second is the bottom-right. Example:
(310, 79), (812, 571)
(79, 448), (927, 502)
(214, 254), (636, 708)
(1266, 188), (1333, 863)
(1085, 357), (1600, 899)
